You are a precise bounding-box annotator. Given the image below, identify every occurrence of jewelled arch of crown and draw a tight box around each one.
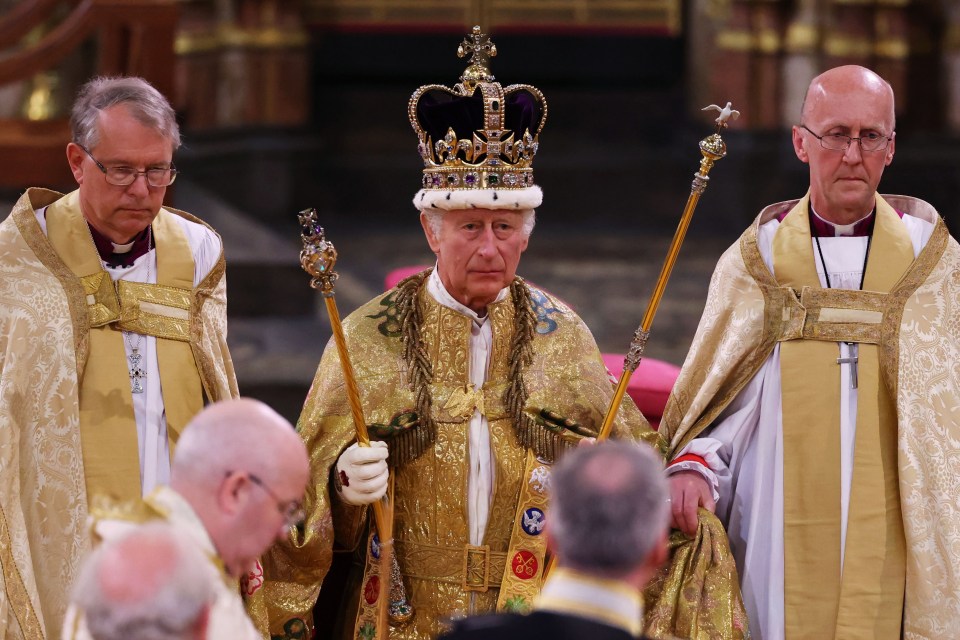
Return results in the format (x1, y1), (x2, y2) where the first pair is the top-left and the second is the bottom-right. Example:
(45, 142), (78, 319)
(407, 26), (548, 191)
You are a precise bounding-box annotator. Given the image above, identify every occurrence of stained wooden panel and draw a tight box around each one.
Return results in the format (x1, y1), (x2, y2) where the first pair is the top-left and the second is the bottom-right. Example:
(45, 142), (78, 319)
(0, 0), (178, 191)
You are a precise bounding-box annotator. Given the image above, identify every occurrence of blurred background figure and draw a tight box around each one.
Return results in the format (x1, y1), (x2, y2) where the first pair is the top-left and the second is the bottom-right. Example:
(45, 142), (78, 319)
(63, 397), (310, 640)
(66, 522), (215, 640)
(439, 440), (670, 640)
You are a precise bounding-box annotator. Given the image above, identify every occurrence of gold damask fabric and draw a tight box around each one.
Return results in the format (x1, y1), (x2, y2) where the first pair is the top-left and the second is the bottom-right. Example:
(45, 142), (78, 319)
(774, 194), (909, 639)
(251, 275), (655, 639)
(660, 193), (960, 639)
(644, 510), (749, 639)
(0, 188), (237, 640)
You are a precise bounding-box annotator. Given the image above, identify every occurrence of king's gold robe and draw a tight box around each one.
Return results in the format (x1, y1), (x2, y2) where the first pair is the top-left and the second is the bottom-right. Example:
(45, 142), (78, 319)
(661, 193), (960, 639)
(250, 275), (661, 639)
(0, 188), (237, 639)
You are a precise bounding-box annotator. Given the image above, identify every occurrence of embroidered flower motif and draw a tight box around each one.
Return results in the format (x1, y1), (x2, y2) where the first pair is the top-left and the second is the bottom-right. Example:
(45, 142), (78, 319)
(528, 288), (561, 335)
(242, 560), (264, 596)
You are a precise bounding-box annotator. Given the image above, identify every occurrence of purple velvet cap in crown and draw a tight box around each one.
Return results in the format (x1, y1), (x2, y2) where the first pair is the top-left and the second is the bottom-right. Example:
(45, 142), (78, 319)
(409, 26), (547, 212)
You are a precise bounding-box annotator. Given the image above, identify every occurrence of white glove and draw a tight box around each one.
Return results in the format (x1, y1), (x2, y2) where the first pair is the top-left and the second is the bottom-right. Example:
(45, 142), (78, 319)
(334, 441), (389, 505)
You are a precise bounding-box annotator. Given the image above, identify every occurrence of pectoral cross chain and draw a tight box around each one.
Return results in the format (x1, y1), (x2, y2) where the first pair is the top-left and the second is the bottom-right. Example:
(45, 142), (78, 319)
(837, 342), (858, 389)
(129, 348), (146, 394)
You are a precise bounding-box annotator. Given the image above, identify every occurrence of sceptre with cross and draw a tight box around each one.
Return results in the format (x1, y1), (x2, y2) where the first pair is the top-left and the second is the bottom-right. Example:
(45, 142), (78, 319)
(457, 25), (497, 91)
(458, 25), (496, 68)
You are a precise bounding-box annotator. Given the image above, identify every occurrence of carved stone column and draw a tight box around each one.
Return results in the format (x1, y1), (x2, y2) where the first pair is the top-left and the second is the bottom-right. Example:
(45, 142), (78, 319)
(708, 0), (786, 129)
(872, 0), (910, 120)
(175, 0), (309, 130)
(946, 1), (960, 132)
(781, 0), (821, 126)
(751, 0), (784, 128)
(823, 1), (875, 69)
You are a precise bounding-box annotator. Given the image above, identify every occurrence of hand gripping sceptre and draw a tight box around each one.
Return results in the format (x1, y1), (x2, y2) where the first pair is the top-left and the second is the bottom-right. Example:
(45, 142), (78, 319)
(596, 104), (736, 440)
(298, 209), (414, 632)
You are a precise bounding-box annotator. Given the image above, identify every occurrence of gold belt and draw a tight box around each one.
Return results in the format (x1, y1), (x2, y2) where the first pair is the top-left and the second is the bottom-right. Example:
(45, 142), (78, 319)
(394, 540), (506, 593)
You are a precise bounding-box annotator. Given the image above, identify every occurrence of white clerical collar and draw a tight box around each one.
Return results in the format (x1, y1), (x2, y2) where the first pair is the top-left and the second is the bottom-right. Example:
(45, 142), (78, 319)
(810, 204), (872, 237)
(426, 265), (508, 326)
(112, 240), (135, 253)
(535, 567), (643, 637)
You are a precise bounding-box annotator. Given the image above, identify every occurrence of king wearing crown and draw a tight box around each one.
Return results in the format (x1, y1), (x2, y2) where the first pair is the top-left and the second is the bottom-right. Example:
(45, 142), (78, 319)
(250, 27), (657, 640)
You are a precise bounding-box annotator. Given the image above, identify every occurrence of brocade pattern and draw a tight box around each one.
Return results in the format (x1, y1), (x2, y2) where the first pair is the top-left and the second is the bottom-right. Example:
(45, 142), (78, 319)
(662, 193), (960, 639)
(894, 230), (960, 639)
(0, 189), (236, 640)
(252, 280), (651, 639)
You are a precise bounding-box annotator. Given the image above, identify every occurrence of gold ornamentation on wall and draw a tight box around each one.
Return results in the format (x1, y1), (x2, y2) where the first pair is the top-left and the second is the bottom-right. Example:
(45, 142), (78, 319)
(715, 28), (781, 54)
(301, 0), (681, 35)
(947, 24), (960, 52)
(823, 34), (873, 58)
(175, 23), (309, 55)
(22, 72), (59, 121)
(715, 30), (753, 52)
(784, 22), (818, 54)
(874, 36), (908, 59)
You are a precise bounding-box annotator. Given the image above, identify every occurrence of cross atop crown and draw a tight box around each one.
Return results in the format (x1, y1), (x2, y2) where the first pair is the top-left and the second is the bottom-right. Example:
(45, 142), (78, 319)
(457, 26), (497, 92)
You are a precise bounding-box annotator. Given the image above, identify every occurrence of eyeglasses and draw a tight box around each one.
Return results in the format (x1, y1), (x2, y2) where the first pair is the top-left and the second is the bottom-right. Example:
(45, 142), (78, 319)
(799, 124), (892, 153)
(78, 144), (178, 187)
(235, 471), (305, 527)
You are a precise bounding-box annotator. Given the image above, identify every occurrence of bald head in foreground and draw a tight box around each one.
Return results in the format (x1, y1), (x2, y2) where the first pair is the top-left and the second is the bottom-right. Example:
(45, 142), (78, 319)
(71, 522), (215, 640)
(64, 398), (310, 640)
(663, 64), (960, 639)
(171, 397), (311, 578)
(439, 441), (669, 640)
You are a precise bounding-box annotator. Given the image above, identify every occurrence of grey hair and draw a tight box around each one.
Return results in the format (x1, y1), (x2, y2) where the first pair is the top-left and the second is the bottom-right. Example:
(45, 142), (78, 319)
(71, 76), (180, 151)
(549, 441), (669, 578)
(71, 522), (215, 640)
(423, 208), (536, 239)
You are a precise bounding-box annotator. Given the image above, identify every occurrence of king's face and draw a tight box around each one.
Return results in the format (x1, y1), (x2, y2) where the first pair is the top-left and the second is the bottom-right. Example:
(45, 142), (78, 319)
(423, 208), (529, 315)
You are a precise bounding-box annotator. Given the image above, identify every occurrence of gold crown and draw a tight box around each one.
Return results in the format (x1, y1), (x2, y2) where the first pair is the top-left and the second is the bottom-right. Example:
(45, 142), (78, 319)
(408, 26), (547, 198)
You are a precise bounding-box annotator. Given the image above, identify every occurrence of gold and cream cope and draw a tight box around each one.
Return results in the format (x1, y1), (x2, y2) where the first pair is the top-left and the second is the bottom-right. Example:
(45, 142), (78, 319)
(409, 26), (546, 203)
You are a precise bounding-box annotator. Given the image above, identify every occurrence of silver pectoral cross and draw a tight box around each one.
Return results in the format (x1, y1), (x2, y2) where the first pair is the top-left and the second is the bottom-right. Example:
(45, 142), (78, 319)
(837, 342), (858, 389)
(128, 349), (146, 394)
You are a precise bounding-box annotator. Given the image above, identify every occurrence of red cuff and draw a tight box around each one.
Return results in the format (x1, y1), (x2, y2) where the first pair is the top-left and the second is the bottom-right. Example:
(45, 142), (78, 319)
(669, 453), (708, 469)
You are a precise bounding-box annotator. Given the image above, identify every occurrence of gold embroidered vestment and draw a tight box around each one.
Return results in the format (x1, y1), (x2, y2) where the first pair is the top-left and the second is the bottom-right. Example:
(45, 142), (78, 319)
(661, 194), (960, 640)
(0, 188), (237, 640)
(251, 276), (656, 639)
